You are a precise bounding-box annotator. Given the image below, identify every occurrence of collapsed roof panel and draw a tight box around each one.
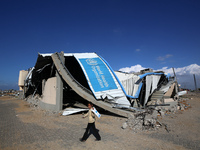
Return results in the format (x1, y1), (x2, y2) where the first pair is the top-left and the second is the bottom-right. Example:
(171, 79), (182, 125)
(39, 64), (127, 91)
(74, 53), (128, 100)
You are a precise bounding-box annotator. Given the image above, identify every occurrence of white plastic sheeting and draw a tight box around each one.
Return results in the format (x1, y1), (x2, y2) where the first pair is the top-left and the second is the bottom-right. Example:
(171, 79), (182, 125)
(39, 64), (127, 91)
(160, 81), (174, 93)
(114, 71), (140, 97)
(115, 71), (162, 106)
(114, 71), (138, 81)
(161, 86), (170, 93)
(144, 76), (152, 106)
(178, 90), (187, 96)
(144, 75), (161, 106)
(62, 108), (89, 116)
(121, 77), (140, 96)
(151, 75), (161, 94)
(132, 84), (140, 97)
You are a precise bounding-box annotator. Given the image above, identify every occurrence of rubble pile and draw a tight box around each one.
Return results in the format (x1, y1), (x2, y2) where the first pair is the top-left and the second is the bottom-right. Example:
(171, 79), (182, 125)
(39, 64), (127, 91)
(24, 94), (61, 116)
(122, 110), (161, 132)
(122, 97), (191, 132)
(25, 94), (40, 109)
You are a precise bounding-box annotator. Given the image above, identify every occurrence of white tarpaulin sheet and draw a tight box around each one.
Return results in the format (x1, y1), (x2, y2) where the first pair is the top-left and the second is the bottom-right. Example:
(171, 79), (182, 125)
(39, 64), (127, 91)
(151, 75), (161, 94)
(178, 90), (187, 96)
(114, 71), (140, 97)
(132, 83), (140, 97)
(144, 76), (152, 106)
(62, 108), (89, 116)
(121, 77), (140, 96)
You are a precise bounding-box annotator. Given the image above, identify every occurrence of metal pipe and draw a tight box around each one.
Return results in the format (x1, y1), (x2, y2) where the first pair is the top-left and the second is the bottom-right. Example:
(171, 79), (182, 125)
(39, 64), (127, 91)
(193, 74), (198, 91)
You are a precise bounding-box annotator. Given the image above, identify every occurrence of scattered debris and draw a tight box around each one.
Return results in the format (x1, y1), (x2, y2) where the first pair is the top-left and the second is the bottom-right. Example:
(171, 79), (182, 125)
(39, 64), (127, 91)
(25, 94), (40, 109)
(122, 122), (128, 129)
(122, 97), (191, 132)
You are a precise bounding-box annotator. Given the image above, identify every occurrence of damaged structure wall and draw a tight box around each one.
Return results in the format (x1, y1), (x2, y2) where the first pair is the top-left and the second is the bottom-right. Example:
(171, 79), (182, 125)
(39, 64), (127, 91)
(39, 72), (63, 111)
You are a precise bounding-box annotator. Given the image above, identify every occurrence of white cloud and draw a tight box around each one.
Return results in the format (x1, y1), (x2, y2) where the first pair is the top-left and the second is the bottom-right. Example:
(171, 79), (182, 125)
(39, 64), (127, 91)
(119, 64), (146, 73)
(166, 54), (173, 58)
(157, 54), (173, 61)
(119, 64), (200, 90)
(159, 64), (200, 89)
(158, 64), (200, 76)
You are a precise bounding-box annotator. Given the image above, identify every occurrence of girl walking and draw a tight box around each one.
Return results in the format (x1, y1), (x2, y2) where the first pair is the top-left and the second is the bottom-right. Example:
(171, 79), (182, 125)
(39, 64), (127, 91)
(80, 102), (101, 142)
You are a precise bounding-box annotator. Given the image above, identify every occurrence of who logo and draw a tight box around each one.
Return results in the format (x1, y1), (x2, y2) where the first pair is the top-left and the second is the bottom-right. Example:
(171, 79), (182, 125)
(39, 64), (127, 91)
(86, 58), (98, 65)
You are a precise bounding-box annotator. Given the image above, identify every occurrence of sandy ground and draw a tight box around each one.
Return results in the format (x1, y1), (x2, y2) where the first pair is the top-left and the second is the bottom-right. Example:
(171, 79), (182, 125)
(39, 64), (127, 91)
(0, 93), (200, 150)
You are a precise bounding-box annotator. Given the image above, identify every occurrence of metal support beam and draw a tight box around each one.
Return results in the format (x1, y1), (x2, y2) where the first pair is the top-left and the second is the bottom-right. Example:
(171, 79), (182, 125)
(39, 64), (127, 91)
(55, 51), (65, 111)
(193, 74), (198, 91)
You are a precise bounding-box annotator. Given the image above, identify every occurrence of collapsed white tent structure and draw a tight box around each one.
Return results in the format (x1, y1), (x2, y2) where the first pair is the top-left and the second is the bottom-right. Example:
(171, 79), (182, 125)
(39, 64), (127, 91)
(18, 52), (179, 117)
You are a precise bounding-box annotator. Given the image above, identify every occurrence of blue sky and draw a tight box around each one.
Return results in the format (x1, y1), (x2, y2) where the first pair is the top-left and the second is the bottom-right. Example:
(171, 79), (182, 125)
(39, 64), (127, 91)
(0, 0), (200, 90)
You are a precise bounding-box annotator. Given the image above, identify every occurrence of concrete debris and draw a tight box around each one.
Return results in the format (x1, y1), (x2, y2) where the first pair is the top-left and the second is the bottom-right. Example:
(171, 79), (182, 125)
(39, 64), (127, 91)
(124, 111), (159, 132)
(122, 122), (128, 129)
(25, 94), (40, 109)
(123, 111), (165, 132)
(122, 97), (191, 132)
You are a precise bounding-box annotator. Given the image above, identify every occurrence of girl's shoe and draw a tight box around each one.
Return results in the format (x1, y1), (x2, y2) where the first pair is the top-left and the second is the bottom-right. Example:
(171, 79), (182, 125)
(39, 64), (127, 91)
(79, 138), (86, 142)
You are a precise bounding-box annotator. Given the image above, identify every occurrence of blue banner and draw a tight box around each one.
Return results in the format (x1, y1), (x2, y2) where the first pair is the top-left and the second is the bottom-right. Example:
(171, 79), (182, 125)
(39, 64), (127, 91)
(79, 58), (118, 92)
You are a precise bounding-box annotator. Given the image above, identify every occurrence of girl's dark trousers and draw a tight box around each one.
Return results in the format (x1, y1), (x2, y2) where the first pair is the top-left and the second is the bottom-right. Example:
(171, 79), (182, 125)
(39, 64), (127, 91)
(82, 122), (101, 140)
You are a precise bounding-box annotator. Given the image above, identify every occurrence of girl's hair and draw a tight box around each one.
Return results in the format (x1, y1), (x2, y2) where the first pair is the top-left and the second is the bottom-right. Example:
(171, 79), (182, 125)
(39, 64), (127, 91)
(88, 102), (93, 106)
